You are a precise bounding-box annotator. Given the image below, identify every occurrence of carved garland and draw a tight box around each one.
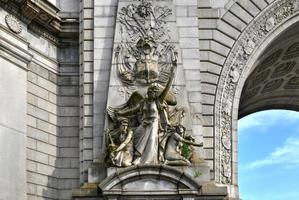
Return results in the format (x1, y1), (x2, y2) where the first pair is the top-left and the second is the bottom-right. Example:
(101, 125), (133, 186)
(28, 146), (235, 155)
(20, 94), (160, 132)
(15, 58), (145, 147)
(215, 0), (299, 184)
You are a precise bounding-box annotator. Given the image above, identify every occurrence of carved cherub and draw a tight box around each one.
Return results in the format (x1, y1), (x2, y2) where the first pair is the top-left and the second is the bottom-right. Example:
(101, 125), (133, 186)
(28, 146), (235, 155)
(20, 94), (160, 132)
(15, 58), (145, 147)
(163, 125), (203, 166)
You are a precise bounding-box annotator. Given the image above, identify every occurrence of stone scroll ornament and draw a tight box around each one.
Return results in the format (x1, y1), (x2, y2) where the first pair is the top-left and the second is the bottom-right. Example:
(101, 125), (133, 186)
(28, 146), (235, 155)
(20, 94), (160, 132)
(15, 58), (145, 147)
(216, 0), (299, 184)
(115, 0), (176, 85)
(105, 0), (203, 167)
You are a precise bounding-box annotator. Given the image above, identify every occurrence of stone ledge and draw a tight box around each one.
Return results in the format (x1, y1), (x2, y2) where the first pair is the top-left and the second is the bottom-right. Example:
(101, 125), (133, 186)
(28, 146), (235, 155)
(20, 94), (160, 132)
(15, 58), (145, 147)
(72, 183), (99, 197)
(0, 30), (32, 70)
(73, 164), (228, 199)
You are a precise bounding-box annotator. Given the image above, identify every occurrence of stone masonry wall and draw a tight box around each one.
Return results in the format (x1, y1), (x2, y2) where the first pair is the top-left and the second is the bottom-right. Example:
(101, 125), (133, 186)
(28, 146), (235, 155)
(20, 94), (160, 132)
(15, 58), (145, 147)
(26, 57), (80, 200)
(58, 44), (80, 199)
(26, 62), (60, 200)
(79, 0), (96, 182)
(0, 2), (80, 200)
(25, 25), (80, 200)
(93, 0), (118, 164)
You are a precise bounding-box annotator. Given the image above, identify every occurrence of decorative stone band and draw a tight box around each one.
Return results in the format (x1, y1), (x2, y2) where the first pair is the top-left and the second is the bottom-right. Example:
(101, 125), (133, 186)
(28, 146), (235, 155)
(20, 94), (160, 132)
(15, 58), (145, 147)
(215, 0), (299, 184)
(0, 34), (32, 70)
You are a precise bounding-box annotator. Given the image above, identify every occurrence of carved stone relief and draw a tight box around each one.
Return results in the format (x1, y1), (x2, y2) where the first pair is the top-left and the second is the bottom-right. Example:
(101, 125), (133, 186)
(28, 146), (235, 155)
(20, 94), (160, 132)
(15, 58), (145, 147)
(5, 14), (22, 34)
(261, 79), (284, 93)
(284, 76), (299, 89)
(295, 64), (299, 74)
(248, 69), (271, 89)
(257, 49), (283, 72)
(282, 42), (299, 60)
(216, 0), (299, 184)
(271, 61), (296, 78)
(105, 0), (202, 168)
(115, 1), (175, 85)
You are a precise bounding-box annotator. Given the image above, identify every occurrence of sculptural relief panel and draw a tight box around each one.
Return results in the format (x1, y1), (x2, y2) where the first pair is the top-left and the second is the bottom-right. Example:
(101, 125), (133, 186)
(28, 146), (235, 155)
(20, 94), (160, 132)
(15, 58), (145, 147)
(104, 0), (202, 168)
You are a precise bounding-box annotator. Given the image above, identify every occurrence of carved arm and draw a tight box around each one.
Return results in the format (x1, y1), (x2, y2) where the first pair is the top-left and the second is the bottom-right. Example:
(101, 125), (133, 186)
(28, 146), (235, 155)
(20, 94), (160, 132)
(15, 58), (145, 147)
(116, 104), (141, 116)
(115, 130), (133, 152)
(159, 52), (178, 101)
(174, 132), (203, 147)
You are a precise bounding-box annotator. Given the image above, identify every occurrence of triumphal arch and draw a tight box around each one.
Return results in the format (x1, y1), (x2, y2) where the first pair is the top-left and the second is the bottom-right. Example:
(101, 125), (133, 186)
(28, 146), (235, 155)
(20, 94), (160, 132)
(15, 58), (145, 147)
(1, 0), (299, 199)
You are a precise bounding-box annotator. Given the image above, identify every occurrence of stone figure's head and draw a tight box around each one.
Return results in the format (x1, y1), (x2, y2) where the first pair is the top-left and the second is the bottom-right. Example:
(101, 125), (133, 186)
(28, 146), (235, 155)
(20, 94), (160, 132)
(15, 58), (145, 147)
(137, 3), (151, 18)
(119, 118), (129, 131)
(147, 83), (160, 100)
(176, 125), (186, 135)
(136, 37), (156, 56)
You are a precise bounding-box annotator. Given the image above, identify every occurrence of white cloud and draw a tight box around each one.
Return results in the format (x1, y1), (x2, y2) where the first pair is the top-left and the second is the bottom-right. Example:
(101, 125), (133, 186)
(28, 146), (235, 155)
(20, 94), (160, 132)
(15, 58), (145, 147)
(238, 110), (299, 134)
(240, 136), (299, 170)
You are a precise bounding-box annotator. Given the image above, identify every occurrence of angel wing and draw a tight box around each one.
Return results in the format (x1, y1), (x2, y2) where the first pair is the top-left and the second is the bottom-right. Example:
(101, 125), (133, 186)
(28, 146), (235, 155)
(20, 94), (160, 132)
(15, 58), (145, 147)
(107, 91), (144, 125)
(168, 107), (185, 126)
(154, 83), (177, 106)
(115, 45), (135, 85)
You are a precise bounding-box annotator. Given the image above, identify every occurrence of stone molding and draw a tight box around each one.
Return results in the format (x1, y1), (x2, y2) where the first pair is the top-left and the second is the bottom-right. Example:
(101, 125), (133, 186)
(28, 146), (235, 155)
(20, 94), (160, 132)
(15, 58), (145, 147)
(0, 28), (32, 70)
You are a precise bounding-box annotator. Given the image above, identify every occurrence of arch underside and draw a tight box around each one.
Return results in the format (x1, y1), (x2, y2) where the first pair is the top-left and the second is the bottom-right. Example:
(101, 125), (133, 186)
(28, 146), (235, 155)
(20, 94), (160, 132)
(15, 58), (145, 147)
(240, 23), (299, 118)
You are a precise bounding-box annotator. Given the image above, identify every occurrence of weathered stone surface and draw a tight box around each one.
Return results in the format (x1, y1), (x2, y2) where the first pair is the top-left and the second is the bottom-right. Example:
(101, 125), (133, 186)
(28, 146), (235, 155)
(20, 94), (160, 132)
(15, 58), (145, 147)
(0, 58), (27, 200)
(2, 0), (299, 199)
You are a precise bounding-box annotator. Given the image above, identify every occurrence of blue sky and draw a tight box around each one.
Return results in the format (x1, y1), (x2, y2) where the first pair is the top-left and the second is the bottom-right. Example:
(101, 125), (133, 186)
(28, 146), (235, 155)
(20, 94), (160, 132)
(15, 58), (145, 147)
(238, 110), (299, 200)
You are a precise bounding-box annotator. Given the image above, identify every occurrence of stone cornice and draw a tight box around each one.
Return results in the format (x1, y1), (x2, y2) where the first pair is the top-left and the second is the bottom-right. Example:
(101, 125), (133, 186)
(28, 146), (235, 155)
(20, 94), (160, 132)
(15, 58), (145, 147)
(0, 0), (79, 37)
(0, 30), (32, 70)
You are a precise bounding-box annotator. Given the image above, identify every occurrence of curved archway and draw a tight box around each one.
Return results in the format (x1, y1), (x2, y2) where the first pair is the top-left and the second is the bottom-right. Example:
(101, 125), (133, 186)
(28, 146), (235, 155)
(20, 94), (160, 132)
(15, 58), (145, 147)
(214, 0), (299, 196)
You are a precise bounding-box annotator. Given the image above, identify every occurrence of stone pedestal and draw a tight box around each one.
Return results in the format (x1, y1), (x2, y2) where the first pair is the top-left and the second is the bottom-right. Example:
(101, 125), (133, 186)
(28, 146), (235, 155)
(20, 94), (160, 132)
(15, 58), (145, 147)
(72, 164), (228, 200)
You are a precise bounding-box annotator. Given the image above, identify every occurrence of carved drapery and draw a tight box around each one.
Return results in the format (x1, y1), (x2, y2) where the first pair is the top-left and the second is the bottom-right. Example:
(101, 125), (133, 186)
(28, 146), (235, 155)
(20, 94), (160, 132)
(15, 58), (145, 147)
(105, 0), (202, 168)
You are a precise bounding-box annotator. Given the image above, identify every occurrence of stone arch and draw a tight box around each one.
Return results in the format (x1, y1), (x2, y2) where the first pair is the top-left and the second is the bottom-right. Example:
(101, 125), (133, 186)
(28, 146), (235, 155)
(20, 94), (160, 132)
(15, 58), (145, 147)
(98, 165), (201, 197)
(199, 0), (281, 186)
(214, 0), (299, 192)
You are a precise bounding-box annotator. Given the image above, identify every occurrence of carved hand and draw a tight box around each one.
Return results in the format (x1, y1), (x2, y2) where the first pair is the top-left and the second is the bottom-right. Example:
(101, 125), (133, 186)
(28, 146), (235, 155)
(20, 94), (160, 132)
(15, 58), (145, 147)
(192, 141), (203, 147)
